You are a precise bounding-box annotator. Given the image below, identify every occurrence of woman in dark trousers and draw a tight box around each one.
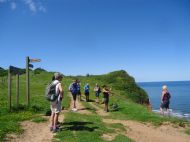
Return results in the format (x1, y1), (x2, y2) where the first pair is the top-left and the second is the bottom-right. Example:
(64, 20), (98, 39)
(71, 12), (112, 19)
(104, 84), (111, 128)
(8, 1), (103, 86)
(160, 85), (171, 115)
(102, 85), (111, 112)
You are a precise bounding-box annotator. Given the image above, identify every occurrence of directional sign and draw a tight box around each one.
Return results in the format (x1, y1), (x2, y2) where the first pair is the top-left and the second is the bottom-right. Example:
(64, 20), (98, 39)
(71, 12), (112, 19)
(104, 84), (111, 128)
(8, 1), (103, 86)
(10, 66), (20, 74)
(29, 64), (34, 68)
(30, 59), (41, 63)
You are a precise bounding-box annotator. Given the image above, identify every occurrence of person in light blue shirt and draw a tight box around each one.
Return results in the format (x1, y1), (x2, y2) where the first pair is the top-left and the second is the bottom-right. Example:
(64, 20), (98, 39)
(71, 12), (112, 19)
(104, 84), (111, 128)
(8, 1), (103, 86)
(84, 83), (90, 102)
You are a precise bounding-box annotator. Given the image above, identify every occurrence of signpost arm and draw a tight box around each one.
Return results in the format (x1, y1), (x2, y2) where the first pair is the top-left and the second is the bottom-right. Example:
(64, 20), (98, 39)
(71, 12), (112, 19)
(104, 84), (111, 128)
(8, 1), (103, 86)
(26, 56), (30, 107)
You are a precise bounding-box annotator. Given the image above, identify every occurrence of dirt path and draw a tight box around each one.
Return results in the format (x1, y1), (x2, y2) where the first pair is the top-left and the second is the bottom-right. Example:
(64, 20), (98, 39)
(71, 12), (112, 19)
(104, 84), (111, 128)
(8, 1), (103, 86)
(69, 93), (92, 115)
(6, 112), (65, 142)
(103, 119), (190, 142)
(88, 102), (109, 116)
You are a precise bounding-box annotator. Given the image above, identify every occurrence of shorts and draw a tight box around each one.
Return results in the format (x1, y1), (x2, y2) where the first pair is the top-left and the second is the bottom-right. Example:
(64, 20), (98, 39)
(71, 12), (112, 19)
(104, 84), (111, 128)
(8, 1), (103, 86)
(51, 100), (62, 114)
(72, 93), (77, 101)
(95, 92), (100, 97)
(85, 92), (89, 96)
(104, 97), (109, 104)
(161, 101), (170, 109)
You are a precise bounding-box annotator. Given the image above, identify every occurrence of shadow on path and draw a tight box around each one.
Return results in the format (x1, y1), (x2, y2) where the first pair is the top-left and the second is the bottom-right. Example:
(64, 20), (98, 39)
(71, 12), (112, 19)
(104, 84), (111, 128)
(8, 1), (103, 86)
(60, 121), (98, 132)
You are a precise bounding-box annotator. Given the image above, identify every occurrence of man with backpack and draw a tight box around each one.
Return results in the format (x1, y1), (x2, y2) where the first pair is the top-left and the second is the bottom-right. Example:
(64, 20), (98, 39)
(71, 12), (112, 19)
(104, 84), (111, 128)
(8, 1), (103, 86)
(47, 73), (64, 133)
(69, 79), (79, 111)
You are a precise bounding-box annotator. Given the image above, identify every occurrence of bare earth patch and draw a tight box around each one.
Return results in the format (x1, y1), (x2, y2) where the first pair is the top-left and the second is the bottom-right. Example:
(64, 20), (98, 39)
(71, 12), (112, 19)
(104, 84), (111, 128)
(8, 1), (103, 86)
(103, 119), (190, 142)
(102, 133), (118, 141)
(6, 114), (65, 142)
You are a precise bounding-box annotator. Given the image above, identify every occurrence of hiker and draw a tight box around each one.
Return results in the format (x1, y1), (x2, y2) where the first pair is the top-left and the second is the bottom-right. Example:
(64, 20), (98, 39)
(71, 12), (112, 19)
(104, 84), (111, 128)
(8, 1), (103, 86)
(50, 73), (64, 133)
(160, 85), (171, 115)
(84, 83), (90, 102)
(102, 85), (111, 112)
(77, 80), (82, 101)
(94, 83), (101, 103)
(69, 79), (79, 111)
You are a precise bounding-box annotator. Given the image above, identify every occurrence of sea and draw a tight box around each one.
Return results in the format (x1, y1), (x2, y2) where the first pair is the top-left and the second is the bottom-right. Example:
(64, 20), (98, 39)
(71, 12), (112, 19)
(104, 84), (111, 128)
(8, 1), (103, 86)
(138, 81), (190, 120)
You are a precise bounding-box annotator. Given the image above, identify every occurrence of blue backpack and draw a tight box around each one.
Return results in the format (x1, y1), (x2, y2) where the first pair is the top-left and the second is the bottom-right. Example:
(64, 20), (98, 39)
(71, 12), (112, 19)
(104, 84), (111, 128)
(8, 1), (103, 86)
(70, 83), (78, 94)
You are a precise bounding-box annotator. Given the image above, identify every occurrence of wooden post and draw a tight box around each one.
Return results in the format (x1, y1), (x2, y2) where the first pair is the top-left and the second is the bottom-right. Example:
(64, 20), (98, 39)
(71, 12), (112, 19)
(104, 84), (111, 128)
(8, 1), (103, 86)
(16, 74), (19, 108)
(26, 56), (30, 107)
(8, 67), (12, 111)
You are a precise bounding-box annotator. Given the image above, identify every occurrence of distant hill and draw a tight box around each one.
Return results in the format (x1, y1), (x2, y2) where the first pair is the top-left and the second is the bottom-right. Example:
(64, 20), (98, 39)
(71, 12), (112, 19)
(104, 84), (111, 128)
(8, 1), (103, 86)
(97, 70), (149, 105)
(76, 70), (149, 105)
(34, 68), (47, 74)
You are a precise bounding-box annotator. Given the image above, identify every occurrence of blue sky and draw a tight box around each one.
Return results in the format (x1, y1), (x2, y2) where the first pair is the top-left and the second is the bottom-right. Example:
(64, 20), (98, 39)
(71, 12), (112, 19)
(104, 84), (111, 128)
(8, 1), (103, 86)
(0, 0), (190, 82)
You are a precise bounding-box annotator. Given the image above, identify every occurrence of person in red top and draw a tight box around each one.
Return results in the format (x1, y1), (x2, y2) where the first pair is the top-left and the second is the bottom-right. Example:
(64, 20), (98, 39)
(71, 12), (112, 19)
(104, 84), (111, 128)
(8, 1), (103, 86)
(160, 85), (171, 115)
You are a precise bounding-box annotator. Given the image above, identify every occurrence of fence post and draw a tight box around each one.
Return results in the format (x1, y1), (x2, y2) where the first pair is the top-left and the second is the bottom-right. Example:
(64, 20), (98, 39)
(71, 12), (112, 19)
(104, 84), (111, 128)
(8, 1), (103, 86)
(26, 56), (30, 107)
(16, 74), (19, 108)
(8, 66), (12, 111)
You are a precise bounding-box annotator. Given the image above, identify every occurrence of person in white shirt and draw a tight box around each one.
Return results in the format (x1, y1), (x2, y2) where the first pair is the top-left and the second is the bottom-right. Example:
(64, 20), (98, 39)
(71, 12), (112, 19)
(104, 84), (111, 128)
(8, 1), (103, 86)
(50, 73), (64, 133)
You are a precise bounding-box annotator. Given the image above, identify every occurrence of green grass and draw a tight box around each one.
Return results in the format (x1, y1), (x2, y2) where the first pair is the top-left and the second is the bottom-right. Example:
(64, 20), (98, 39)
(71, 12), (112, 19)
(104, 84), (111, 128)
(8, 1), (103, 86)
(0, 71), (190, 141)
(54, 112), (133, 142)
(113, 135), (134, 142)
(185, 129), (190, 135)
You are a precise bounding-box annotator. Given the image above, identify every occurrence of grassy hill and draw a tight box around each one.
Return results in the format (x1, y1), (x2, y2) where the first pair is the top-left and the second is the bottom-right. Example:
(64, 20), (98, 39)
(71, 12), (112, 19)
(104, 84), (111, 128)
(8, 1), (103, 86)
(0, 70), (189, 141)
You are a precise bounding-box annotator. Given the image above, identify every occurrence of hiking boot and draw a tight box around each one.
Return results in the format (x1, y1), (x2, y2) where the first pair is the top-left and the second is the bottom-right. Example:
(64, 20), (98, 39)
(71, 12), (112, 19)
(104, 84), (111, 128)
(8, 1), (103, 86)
(52, 127), (60, 133)
(50, 127), (53, 132)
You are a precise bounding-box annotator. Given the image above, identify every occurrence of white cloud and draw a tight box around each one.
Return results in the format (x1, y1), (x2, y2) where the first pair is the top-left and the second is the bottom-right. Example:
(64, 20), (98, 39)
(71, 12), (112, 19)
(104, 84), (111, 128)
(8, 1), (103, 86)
(24, 0), (37, 13)
(10, 2), (16, 10)
(0, 0), (6, 3)
(0, 0), (46, 13)
(39, 5), (46, 13)
(24, 0), (46, 13)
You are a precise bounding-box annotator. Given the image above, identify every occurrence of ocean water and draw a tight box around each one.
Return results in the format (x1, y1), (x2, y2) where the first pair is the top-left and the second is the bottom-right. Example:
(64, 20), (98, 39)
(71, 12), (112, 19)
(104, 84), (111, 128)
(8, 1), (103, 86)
(138, 81), (190, 120)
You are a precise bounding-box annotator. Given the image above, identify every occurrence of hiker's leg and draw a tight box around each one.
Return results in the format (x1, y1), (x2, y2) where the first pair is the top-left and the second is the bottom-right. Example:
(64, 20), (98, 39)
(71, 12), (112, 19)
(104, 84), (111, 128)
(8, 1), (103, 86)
(54, 113), (59, 128)
(74, 100), (76, 108)
(106, 104), (107, 111)
(51, 112), (55, 127)
(160, 107), (164, 115)
(104, 103), (108, 111)
(86, 94), (88, 102)
(97, 94), (99, 103)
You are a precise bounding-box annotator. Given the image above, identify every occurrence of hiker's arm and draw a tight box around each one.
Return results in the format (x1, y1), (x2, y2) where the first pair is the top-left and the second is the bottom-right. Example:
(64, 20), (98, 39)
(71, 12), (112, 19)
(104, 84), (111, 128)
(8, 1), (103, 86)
(59, 84), (64, 98)
(103, 89), (109, 93)
(161, 92), (164, 102)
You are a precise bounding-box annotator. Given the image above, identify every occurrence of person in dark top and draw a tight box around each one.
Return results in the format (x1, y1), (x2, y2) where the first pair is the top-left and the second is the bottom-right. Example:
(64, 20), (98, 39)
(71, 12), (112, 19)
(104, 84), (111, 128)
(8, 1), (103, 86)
(160, 85), (171, 115)
(69, 80), (79, 111)
(102, 85), (111, 112)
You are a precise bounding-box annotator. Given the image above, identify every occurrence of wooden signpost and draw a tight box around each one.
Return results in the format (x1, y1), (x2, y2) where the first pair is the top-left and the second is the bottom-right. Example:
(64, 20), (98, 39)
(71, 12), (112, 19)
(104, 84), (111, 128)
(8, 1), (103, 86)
(16, 74), (19, 108)
(8, 66), (20, 111)
(8, 67), (12, 111)
(26, 56), (41, 107)
(7, 57), (41, 110)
